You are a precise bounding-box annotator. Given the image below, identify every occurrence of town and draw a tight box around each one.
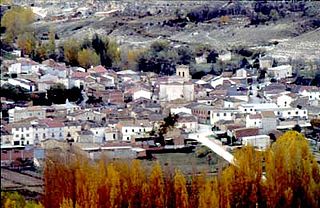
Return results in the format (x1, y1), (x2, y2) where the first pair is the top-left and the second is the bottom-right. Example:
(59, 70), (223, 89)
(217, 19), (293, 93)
(1, 0), (320, 206)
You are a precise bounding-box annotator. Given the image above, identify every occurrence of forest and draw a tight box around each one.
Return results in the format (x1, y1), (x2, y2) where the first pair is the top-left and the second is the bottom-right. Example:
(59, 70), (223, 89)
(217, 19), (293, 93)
(2, 131), (319, 208)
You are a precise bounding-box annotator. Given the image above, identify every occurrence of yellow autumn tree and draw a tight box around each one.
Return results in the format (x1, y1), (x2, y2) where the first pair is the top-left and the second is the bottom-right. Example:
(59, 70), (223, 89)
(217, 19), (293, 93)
(1, 6), (34, 43)
(149, 162), (165, 208)
(77, 49), (100, 69)
(63, 39), (80, 65)
(106, 164), (122, 208)
(174, 169), (189, 208)
(198, 178), (219, 208)
(17, 32), (37, 56)
(263, 131), (320, 208)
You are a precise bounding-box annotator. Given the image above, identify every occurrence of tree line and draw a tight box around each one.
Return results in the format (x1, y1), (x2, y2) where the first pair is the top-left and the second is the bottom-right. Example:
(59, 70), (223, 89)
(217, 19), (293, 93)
(36, 131), (320, 208)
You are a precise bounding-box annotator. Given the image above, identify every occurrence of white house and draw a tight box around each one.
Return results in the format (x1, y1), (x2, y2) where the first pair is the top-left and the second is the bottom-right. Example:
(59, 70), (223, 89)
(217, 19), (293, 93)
(276, 94), (294, 108)
(242, 135), (270, 150)
(218, 51), (232, 62)
(276, 108), (308, 120)
(299, 86), (320, 101)
(159, 81), (194, 102)
(235, 68), (247, 78)
(7, 78), (36, 91)
(8, 106), (46, 123)
(104, 127), (119, 141)
(40, 119), (65, 140)
(170, 107), (192, 115)
(246, 114), (262, 128)
(210, 109), (237, 125)
(8, 61), (40, 74)
(90, 126), (107, 143)
(11, 124), (34, 146)
(175, 113), (198, 133)
(117, 121), (153, 141)
(239, 103), (279, 114)
(133, 89), (152, 100)
(268, 65), (292, 79)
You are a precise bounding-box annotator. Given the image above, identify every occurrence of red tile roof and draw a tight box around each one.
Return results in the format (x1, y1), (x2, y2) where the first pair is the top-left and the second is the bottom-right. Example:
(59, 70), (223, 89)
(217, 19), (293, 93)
(90, 65), (107, 73)
(71, 72), (89, 79)
(40, 118), (64, 128)
(234, 127), (259, 139)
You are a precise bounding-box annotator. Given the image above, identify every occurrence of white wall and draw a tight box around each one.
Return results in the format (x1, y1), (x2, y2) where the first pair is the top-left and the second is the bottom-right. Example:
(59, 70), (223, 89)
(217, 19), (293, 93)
(210, 111), (235, 125)
(121, 126), (152, 141)
(170, 107), (192, 115)
(133, 90), (152, 100)
(246, 116), (262, 128)
(300, 90), (320, 101)
(11, 126), (34, 146)
(242, 135), (270, 150)
(276, 95), (293, 108)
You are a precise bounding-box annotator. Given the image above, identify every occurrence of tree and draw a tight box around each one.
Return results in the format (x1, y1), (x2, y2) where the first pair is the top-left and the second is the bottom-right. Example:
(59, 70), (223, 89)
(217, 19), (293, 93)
(1, 6), (34, 43)
(269, 9), (279, 22)
(106, 39), (120, 67)
(17, 32), (37, 56)
(149, 163), (165, 208)
(207, 50), (219, 64)
(176, 46), (195, 65)
(77, 49), (100, 69)
(47, 83), (67, 104)
(174, 169), (188, 208)
(47, 27), (56, 58)
(64, 39), (80, 66)
(292, 124), (302, 133)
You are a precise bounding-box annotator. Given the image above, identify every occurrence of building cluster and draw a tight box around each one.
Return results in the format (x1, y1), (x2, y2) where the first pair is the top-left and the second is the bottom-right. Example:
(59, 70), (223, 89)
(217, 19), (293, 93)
(1, 54), (320, 162)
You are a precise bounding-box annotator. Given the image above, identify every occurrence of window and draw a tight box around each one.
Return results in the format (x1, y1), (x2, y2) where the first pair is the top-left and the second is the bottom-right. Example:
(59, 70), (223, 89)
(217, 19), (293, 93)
(35, 134), (38, 139)
(113, 134), (116, 139)
(244, 109), (247, 112)
(139, 129), (141, 132)
(27, 141), (29, 145)
(217, 113), (220, 117)
(132, 129), (134, 132)
(52, 133), (55, 138)
(224, 113), (227, 116)
(26, 127), (29, 130)
(288, 112), (291, 115)
(38, 112), (41, 115)
(127, 137), (130, 140)
(29, 113), (32, 116)
(296, 111), (298, 115)
(43, 133), (46, 138)
(125, 129), (128, 133)
(59, 133), (62, 137)
(14, 141), (20, 145)
(96, 131), (98, 134)
(144, 129), (146, 132)
(16, 134), (19, 138)
(304, 111), (306, 114)
(26, 134), (29, 137)
(250, 109), (253, 111)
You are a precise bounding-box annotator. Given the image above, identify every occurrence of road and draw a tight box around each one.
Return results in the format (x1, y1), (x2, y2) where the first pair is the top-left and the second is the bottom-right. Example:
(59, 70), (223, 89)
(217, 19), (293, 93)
(189, 125), (235, 165)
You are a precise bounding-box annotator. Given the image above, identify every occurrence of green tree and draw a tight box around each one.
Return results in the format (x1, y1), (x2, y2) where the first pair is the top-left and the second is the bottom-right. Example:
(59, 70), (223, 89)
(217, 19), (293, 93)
(47, 83), (67, 104)
(77, 49), (100, 68)
(47, 27), (56, 58)
(1, 6), (34, 43)
(106, 39), (120, 66)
